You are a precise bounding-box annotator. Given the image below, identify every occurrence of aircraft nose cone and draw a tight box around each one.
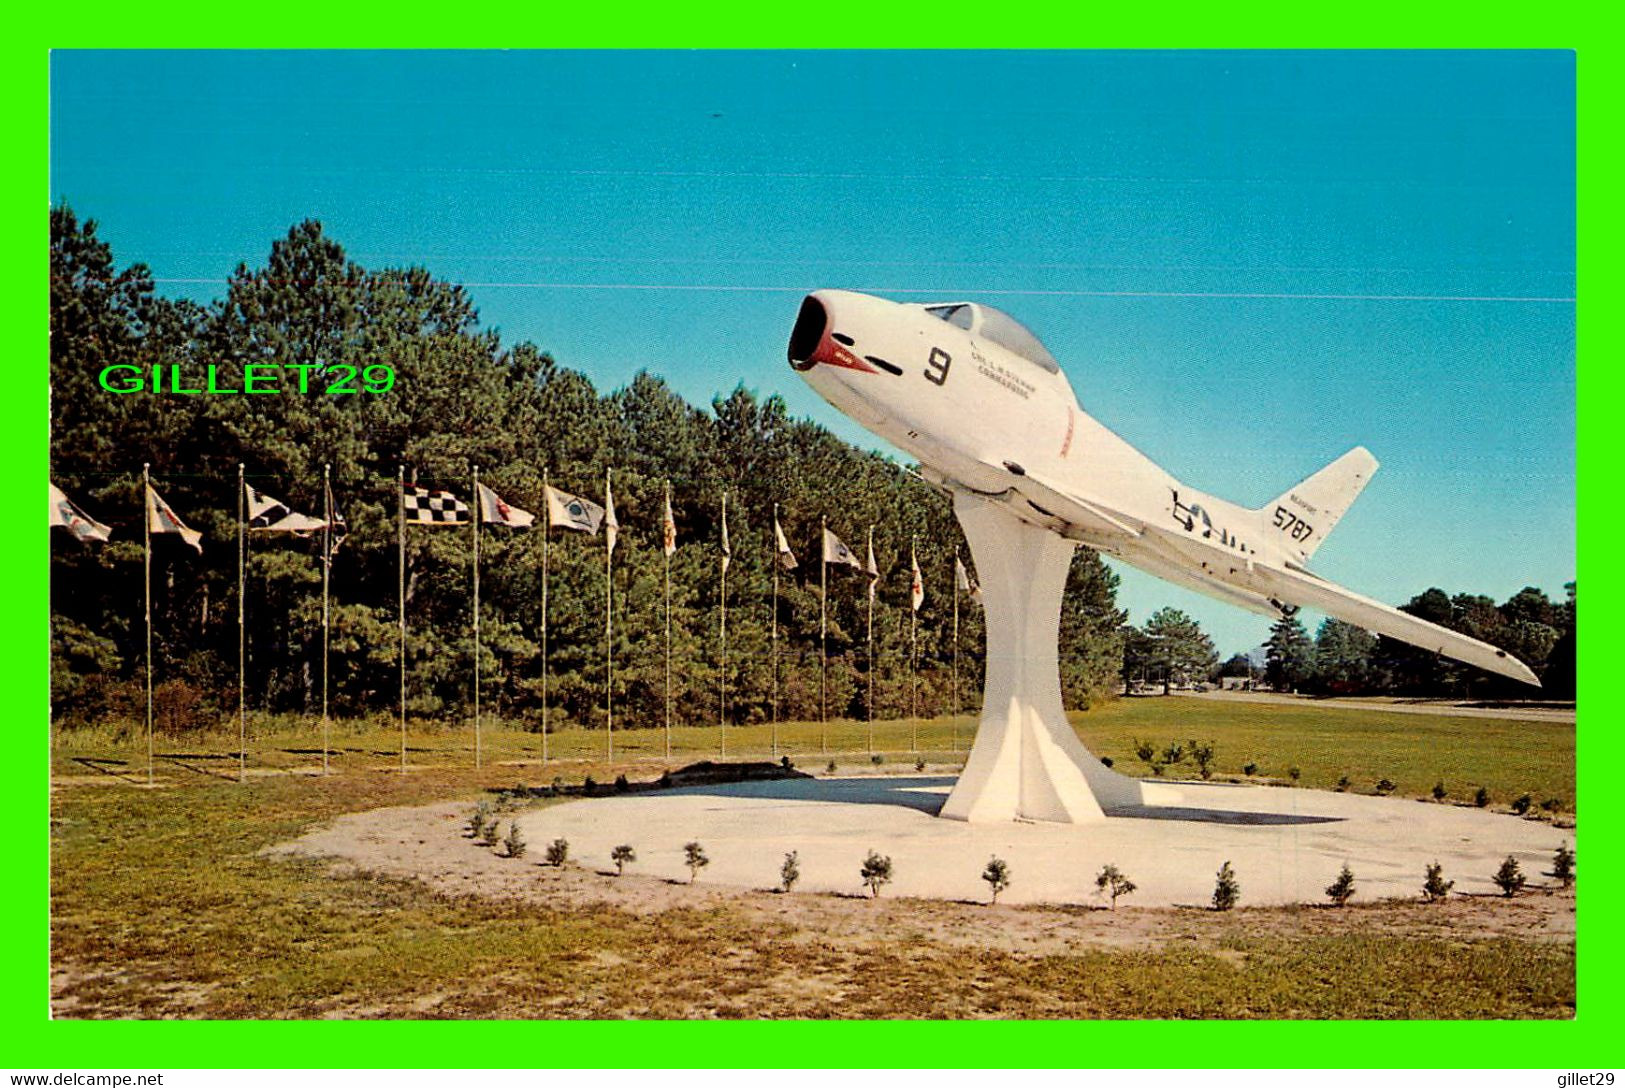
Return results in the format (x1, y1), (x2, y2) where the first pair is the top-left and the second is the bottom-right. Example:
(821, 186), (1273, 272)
(787, 294), (831, 370)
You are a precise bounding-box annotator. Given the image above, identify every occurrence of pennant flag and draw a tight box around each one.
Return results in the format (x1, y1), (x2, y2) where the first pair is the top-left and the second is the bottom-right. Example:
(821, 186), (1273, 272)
(324, 476), (348, 554)
(247, 483), (326, 533)
(146, 484), (203, 553)
(866, 531), (879, 603)
(476, 483), (535, 528)
(720, 495), (731, 575)
(662, 489), (677, 557)
(910, 547), (925, 612)
(822, 528), (863, 570)
(403, 485), (470, 525)
(774, 516), (797, 570)
(49, 483), (111, 543)
(544, 484), (606, 533)
(605, 479), (619, 556)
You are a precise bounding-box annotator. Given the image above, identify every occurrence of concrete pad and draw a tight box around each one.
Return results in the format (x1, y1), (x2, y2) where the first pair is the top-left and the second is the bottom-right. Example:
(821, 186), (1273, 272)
(516, 775), (1573, 907)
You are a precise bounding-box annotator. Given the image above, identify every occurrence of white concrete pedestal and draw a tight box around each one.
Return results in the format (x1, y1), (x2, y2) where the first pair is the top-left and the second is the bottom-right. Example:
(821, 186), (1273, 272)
(939, 491), (1173, 823)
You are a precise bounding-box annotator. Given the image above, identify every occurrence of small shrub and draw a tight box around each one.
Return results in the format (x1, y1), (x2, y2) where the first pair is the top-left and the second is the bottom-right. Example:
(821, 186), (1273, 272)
(1100, 757), (1114, 768)
(1095, 863), (1137, 910)
(466, 801), (493, 838)
(614, 773), (630, 793)
(1541, 797), (1563, 815)
(1212, 861), (1239, 911)
(914, 758), (926, 772)
(1242, 761), (1258, 777)
(1160, 742), (1185, 769)
(611, 844), (636, 875)
(860, 850), (893, 898)
(1474, 786), (1490, 808)
(550, 776), (565, 795)
(1134, 738), (1156, 772)
(982, 856), (1011, 904)
(870, 753), (883, 765)
(1511, 793), (1533, 816)
(780, 850), (800, 893)
(503, 822), (526, 859)
(1550, 842), (1575, 888)
(1188, 739), (1215, 780)
(1287, 766), (1301, 784)
(684, 841), (709, 883)
(825, 760), (837, 774)
(1432, 781), (1448, 802)
(1335, 775), (1350, 792)
(780, 755), (793, 770)
(480, 821), (500, 848)
(545, 837), (569, 867)
(1374, 778), (1396, 796)
(1422, 861), (1454, 903)
(1325, 863), (1356, 907)
(583, 774), (597, 795)
(1492, 855), (1525, 897)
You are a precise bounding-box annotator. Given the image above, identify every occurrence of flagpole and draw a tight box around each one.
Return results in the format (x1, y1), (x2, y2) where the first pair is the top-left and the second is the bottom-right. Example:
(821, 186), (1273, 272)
(604, 466), (613, 764)
(719, 490), (727, 758)
(473, 465), (482, 771)
(866, 524), (875, 757)
(910, 535), (919, 756)
(952, 547), (961, 755)
(237, 463), (246, 784)
(664, 479), (672, 762)
(397, 464), (406, 775)
(143, 463), (153, 788)
(541, 469), (550, 765)
(819, 516), (827, 756)
(771, 502), (779, 760)
(322, 463), (331, 776)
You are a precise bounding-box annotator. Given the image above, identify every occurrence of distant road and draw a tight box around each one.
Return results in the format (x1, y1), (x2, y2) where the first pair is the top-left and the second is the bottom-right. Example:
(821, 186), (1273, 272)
(1188, 688), (1575, 724)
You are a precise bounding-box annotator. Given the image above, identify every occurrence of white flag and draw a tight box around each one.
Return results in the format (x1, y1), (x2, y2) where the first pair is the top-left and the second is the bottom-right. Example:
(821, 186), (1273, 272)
(662, 488), (677, 557)
(247, 483), (325, 533)
(544, 484), (605, 534)
(866, 530), (879, 603)
(324, 476), (348, 554)
(774, 516), (797, 571)
(146, 484), (202, 553)
(822, 527), (863, 570)
(910, 546), (925, 612)
(956, 555), (981, 605)
(49, 483), (111, 543)
(720, 494), (731, 575)
(605, 479), (619, 556)
(476, 483), (535, 528)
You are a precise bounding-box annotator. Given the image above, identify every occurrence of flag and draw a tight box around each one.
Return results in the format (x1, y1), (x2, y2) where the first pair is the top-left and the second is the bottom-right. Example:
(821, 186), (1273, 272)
(403, 485), (470, 525)
(146, 484), (203, 553)
(774, 516), (797, 570)
(544, 484), (606, 533)
(49, 483), (111, 543)
(910, 547), (925, 612)
(956, 555), (981, 605)
(865, 531), (879, 602)
(605, 479), (619, 556)
(247, 483), (326, 533)
(662, 489), (677, 556)
(324, 476), (348, 554)
(720, 495), (731, 575)
(476, 483), (535, 527)
(822, 528), (863, 570)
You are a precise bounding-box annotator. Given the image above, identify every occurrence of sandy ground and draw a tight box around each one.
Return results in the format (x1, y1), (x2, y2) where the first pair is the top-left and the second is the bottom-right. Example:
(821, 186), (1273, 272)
(272, 774), (1575, 951)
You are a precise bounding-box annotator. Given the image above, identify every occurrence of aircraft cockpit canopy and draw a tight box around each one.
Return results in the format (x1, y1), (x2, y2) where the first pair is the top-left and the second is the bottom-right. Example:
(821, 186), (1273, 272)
(923, 303), (1059, 374)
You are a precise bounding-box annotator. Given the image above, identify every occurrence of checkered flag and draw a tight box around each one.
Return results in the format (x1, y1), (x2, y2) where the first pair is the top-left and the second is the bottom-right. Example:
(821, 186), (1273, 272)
(403, 485), (470, 525)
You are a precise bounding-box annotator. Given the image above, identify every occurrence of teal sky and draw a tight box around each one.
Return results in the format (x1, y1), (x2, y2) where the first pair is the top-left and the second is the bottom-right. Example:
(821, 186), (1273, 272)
(49, 50), (1575, 656)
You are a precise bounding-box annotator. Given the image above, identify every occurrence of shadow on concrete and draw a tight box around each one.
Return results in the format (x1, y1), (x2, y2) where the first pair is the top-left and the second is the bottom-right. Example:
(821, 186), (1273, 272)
(664, 775), (1345, 827)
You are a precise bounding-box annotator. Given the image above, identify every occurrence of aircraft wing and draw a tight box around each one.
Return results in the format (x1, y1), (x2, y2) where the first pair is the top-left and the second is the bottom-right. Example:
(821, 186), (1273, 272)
(1247, 563), (1541, 686)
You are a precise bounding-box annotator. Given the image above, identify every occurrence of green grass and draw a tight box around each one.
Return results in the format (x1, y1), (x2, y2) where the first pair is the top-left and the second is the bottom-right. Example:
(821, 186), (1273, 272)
(54, 693), (1575, 813)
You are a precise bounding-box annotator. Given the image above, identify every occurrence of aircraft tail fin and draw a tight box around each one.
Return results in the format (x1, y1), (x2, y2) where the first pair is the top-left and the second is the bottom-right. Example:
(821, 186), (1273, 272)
(1259, 446), (1379, 564)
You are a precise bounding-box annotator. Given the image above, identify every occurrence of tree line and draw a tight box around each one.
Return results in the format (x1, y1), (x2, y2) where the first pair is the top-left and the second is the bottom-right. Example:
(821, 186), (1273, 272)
(49, 208), (1129, 733)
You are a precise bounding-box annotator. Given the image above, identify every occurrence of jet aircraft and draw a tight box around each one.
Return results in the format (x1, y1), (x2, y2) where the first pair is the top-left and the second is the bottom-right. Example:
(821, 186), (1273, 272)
(789, 289), (1538, 688)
